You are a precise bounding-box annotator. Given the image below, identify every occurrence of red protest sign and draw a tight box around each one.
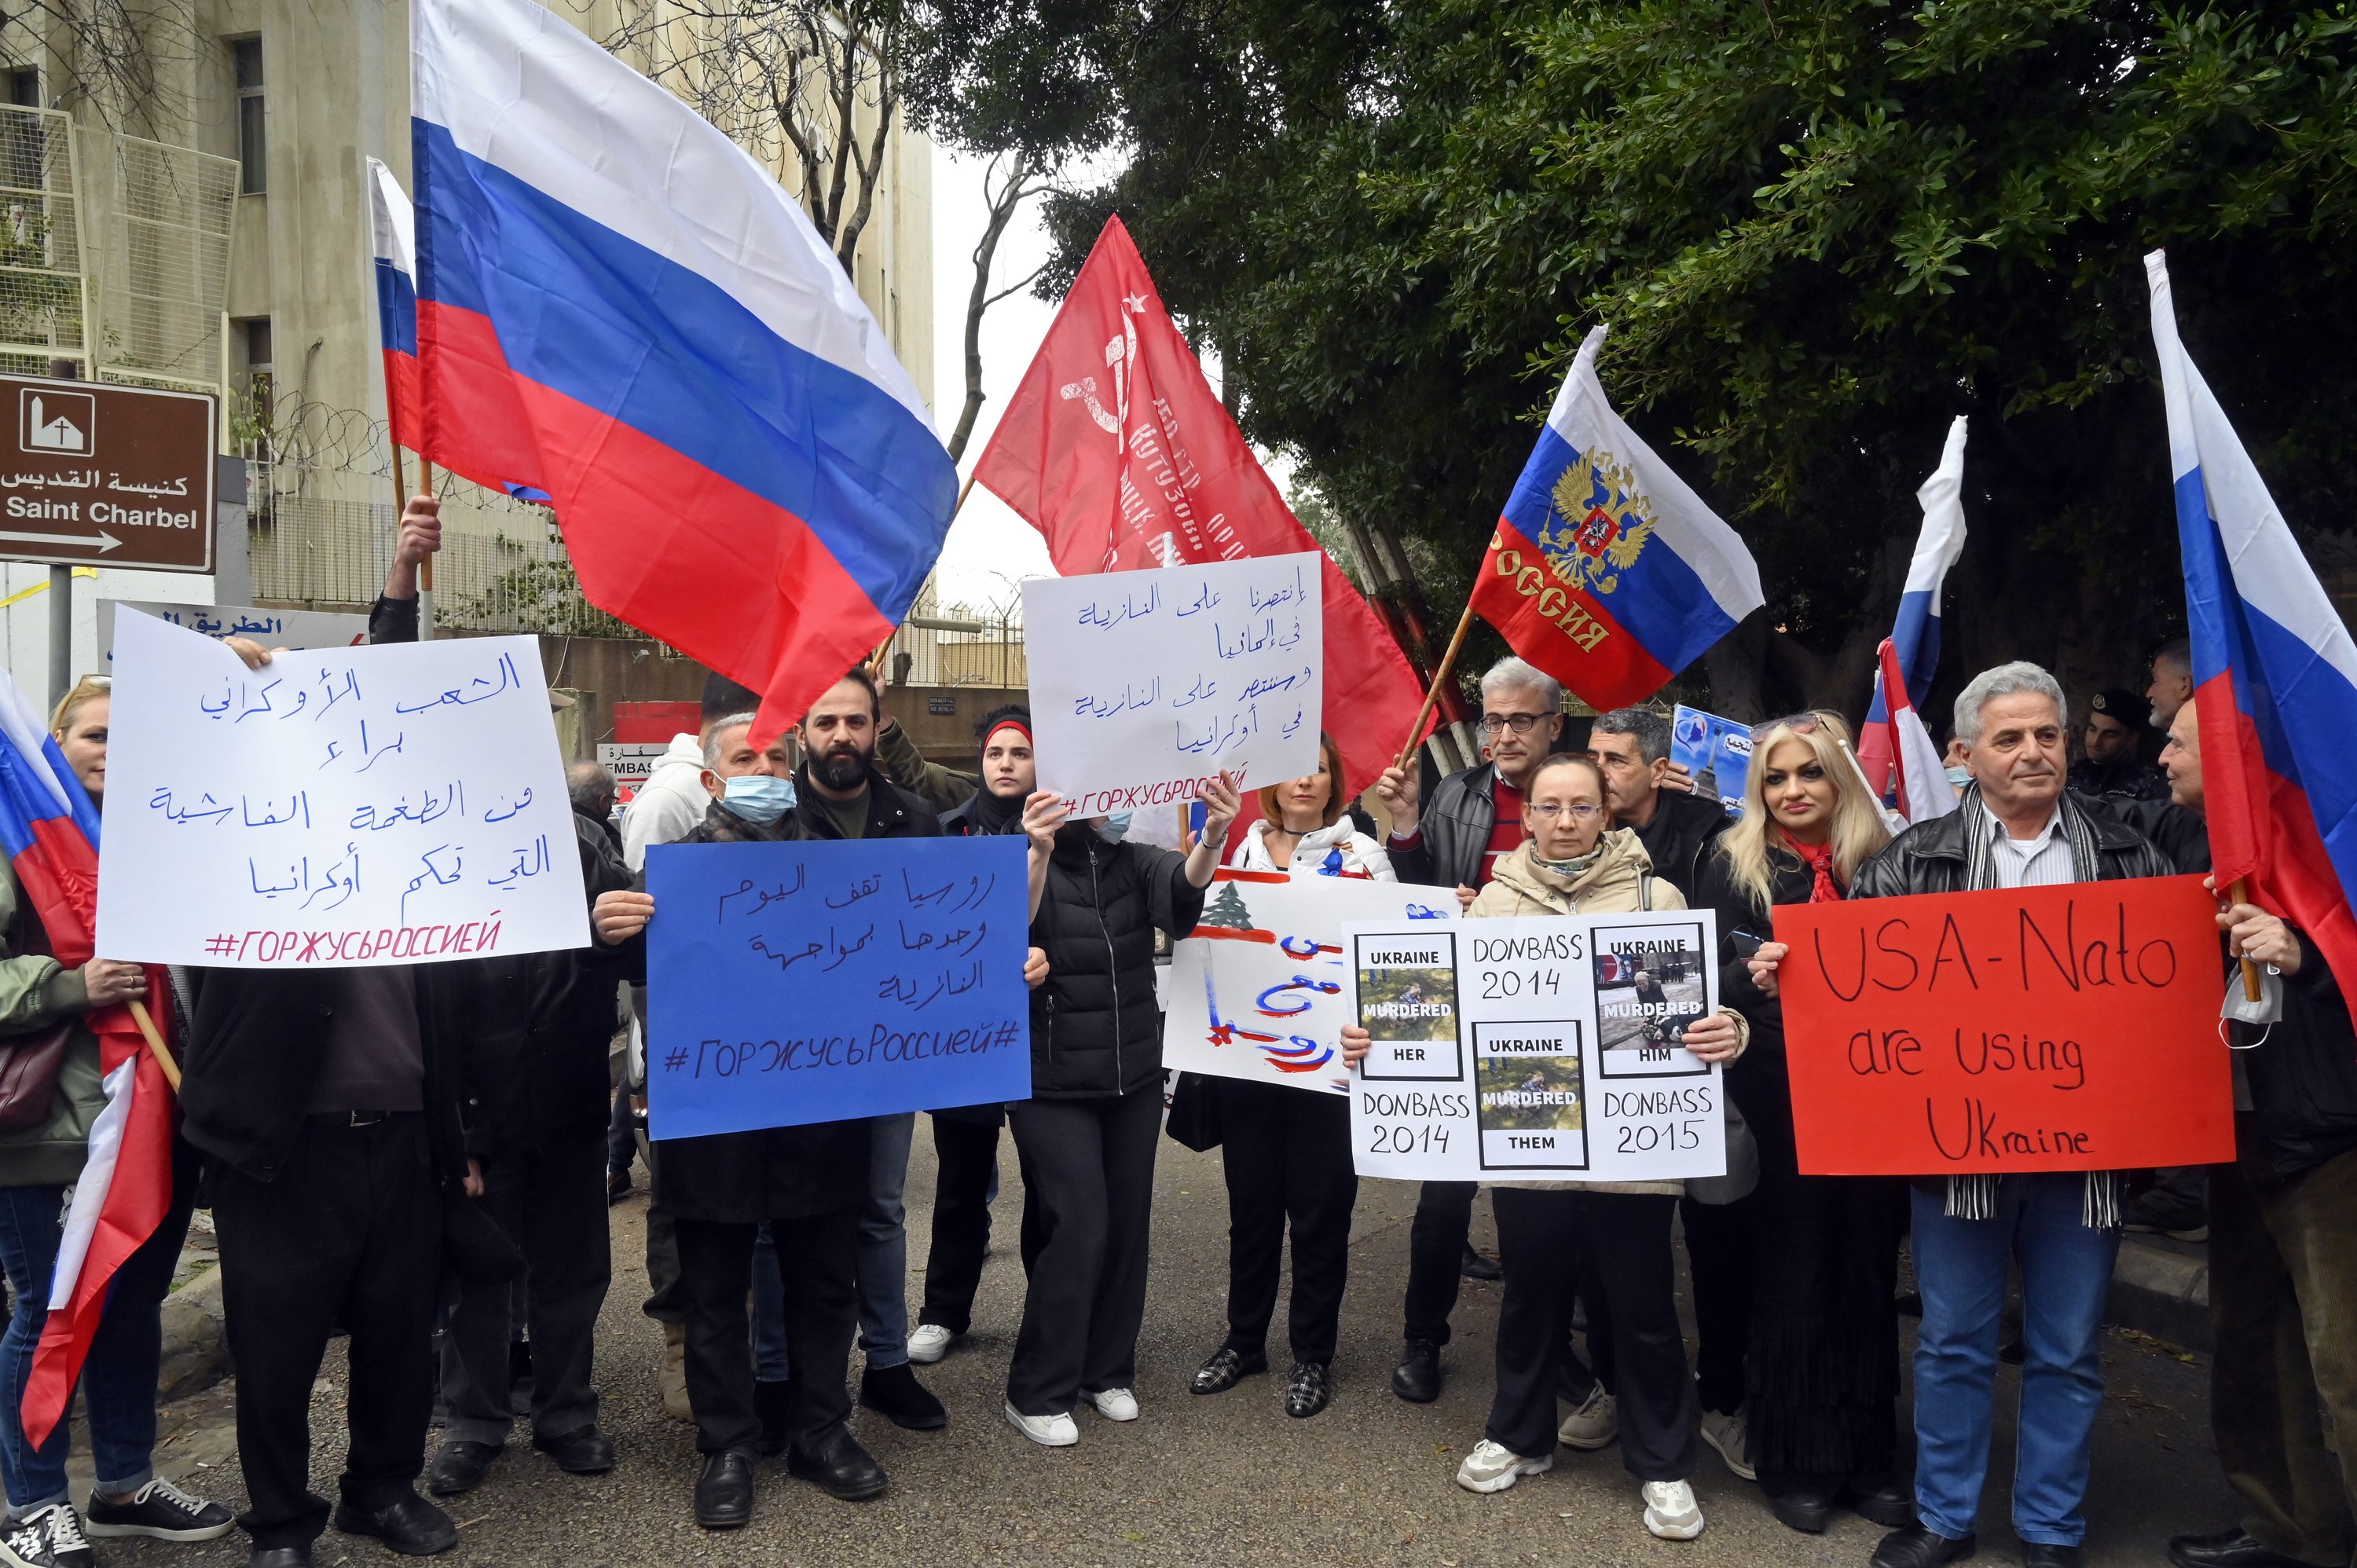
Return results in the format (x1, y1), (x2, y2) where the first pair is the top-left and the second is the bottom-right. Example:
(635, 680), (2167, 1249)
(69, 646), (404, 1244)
(1773, 874), (2234, 1176)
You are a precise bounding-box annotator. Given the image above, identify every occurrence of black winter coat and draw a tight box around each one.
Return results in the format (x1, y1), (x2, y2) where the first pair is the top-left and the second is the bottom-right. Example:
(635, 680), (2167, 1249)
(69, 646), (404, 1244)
(1692, 847), (1815, 1167)
(459, 811), (632, 1159)
(1384, 764), (1498, 890)
(1849, 795), (2176, 900)
(1632, 789), (1733, 905)
(1028, 826), (1204, 1099)
(629, 773), (938, 1223)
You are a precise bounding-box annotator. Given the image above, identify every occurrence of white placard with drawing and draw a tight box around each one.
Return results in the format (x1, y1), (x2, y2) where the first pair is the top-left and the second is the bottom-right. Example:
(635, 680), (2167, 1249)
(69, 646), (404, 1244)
(95, 610), (588, 966)
(1024, 553), (1322, 818)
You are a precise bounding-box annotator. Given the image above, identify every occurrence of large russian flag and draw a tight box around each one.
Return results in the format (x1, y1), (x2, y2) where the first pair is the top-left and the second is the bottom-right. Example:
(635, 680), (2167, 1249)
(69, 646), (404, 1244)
(365, 156), (422, 455)
(1857, 416), (1968, 797)
(1469, 325), (1762, 711)
(2147, 251), (2357, 992)
(410, 0), (957, 742)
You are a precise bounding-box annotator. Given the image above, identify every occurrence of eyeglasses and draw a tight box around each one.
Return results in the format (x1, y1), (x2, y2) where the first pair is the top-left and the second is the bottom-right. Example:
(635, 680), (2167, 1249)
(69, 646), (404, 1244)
(1477, 713), (1549, 736)
(1750, 711), (1826, 742)
(1529, 801), (1603, 820)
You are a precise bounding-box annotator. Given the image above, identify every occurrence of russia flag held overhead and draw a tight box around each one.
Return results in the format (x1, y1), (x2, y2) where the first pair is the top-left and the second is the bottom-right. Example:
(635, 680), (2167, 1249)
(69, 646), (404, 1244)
(409, 0), (956, 741)
(2147, 251), (2357, 992)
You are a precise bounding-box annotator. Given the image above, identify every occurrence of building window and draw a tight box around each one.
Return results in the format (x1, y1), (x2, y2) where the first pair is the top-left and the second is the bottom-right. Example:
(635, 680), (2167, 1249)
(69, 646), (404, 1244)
(5, 68), (38, 109)
(237, 316), (273, 454)
(232, 38), (264, 194)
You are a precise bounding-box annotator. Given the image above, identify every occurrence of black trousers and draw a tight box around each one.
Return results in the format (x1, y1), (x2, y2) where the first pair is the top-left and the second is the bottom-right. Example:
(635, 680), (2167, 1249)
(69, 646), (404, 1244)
(1218, 1082), (1357, 1365)
(1489, 1188), (1696, 1482)
(674, 1207), (858, 1457)
(1402, 1180), (1475, 1344)
(438, 1133), (611, 1445)
(1006, 1088), (1160, 1416)
(919, 1116), (1001, 1335)
(212, 1115), (442, 1551)
(1681, 1192), (1758, 1416)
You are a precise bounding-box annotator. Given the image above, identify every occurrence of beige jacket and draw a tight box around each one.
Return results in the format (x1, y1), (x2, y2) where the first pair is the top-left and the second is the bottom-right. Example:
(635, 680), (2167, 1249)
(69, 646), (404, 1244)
(1471, 830), (1743, 1196)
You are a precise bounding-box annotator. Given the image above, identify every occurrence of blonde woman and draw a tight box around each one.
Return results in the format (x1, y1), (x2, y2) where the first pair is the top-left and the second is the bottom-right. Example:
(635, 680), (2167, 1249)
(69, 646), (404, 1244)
(1344, 753), (1748, 1541)
(1692, 713), (1908, 1535)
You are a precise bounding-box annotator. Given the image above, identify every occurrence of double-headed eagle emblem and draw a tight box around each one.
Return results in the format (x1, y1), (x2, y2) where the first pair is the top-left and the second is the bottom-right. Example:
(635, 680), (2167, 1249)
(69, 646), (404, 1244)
(1536, 449), (1655, 595)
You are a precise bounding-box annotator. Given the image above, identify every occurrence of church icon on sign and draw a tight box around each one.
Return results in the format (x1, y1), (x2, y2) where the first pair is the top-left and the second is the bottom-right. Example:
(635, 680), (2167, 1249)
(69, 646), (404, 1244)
(20, 388), (93, 456)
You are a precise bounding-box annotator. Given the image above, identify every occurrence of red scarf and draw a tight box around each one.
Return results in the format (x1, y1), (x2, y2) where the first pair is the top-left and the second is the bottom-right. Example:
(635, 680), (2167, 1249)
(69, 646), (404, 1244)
(1782, 831), (1843, 903)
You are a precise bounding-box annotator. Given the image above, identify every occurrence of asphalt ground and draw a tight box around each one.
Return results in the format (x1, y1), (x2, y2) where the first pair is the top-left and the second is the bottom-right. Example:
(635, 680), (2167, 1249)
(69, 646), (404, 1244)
(105, 1129), (2239, 1568)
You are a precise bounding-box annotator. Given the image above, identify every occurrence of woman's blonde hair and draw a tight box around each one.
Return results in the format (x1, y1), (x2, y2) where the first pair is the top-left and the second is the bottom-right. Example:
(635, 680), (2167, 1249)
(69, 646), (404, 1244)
(1714, 712), (1891, 913)
(1255, 733), (1347, 829)
(49, 676), (108, 738)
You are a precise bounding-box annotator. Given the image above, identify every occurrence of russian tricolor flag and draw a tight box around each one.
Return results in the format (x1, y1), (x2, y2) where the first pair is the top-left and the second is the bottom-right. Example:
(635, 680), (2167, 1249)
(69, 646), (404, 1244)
(409, 0), (957, 741)
(1857, 416), (1967, 800)
(366, 156), (422, 455)
(2147, 250), (2357, 991)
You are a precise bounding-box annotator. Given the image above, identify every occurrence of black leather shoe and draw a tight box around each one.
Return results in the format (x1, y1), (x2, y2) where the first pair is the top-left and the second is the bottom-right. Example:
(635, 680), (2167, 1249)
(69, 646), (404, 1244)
(247, 1550), (313, 1568)
(1846, 1479), (1919, 1529)
(786, 1431), (888, 1500)
(694, 1449), (754, 1530)
(532, 1423), (617, 1475)
(1192, 1345), (1268, 1394)
(2168, 1530), (2322, 1568)
(754, 1379), (791, 1456)
(426, 1438), (500, 1497)
(1461, 1244), (1503, 1281)
(1285, 1360), (1332, 1418)
(859, 1362), (948, 1431)
(2022, 1547), (2084, 1568)
(1871, 1526), (1978, 1568)
(1391, 1339), (1442, 1403)
(1769, 1487), (1834, 1534)
(330, 1494), (458, 1556)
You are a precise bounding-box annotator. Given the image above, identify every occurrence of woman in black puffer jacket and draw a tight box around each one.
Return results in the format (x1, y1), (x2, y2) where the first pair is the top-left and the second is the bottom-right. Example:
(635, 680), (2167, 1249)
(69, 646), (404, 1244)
(1003, 775), (1239, 1447)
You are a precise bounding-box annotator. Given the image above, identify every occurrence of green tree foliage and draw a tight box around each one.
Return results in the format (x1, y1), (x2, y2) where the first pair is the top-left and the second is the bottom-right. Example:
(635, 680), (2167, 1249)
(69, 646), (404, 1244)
(1029, 0), (2357, 717)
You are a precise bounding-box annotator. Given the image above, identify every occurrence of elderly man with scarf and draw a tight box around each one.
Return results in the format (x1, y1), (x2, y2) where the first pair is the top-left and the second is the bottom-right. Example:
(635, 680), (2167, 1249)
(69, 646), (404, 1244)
(1758, 663), (2171, 1568)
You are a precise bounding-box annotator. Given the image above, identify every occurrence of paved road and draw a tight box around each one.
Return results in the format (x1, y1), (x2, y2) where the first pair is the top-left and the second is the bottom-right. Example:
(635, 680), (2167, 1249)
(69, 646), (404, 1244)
(110, 1133), (2235, 1568)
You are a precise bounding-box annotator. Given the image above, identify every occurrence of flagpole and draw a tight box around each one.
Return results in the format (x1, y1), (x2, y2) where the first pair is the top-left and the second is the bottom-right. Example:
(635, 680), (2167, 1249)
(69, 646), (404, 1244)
(2228, 877), (2264, 1002)
(125, 1000), (180, 1093)
(1394, 599), (1478, 772)
(416, 456), (438, 641)
(1834, 735), (1906, 833)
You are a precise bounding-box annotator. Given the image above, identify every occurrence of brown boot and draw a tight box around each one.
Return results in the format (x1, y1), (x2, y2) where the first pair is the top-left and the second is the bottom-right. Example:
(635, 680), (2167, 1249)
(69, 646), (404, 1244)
(662, 1320), (691, 1422)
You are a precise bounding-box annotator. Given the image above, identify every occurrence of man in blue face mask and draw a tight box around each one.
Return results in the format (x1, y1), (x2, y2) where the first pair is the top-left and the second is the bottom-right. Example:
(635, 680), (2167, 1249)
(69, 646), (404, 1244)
(591, 670), (948, 1531)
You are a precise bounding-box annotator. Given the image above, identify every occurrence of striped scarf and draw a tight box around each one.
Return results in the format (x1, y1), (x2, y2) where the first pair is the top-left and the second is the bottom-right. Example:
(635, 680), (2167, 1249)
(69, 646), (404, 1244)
(1947, 787), (2121, 1229)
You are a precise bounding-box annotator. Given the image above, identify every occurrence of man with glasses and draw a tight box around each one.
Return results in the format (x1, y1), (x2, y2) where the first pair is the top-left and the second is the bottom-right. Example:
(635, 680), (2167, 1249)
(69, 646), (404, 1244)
(1372, 656), (1569, 1404)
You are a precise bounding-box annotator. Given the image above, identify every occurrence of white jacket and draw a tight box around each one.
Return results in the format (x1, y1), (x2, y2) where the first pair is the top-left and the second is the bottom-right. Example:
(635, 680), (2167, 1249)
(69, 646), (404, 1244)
(1228, 818), (1395, 880)
(620, 733), (711, 872)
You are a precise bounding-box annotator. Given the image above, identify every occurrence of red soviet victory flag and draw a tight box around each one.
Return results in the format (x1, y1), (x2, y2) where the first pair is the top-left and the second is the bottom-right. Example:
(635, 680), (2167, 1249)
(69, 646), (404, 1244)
(972, 214), (1432, 796)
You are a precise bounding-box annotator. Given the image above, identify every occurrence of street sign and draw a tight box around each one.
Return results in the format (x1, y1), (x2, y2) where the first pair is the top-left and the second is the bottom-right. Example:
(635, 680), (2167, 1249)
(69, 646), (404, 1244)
(597, 742), (671, 790)
(96, 599), (369, 662)
(0, 375), (218, 571)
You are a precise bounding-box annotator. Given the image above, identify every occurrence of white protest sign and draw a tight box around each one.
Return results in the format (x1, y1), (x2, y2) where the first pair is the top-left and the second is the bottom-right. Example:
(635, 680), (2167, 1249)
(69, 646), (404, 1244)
(1165, 870), (1457, 1095)
(97, 599), (368, 662)
(95, 610), (588, 966)
(1346, 910), (1725, 1182)
(1024, 553), (1322, 818)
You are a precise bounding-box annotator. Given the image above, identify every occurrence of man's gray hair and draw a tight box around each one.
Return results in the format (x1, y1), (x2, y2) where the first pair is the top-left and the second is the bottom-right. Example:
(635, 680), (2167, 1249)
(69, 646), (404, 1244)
(2153, 637), (2192, 678)
(1479, 655), (1563, 714)
(1593, 706), (1671, 766)
(568, 761), (615, 815)
(703, 711), (757, 769)
(1953, 661), (2068, 746)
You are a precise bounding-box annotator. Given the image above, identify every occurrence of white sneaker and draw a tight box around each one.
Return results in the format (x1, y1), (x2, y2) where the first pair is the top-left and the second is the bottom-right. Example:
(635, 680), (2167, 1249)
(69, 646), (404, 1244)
(1085, 1387), (1139, 1421)
(906, 1323), (955, 1365)
(1557, 1385), (1619, 1449)
(1003, 1400), (1078, 1447)
(1698, 1405), (1756, 1481)
(1642, 1478), (1705, 1541)
(1454, 1438), (1553, 1494)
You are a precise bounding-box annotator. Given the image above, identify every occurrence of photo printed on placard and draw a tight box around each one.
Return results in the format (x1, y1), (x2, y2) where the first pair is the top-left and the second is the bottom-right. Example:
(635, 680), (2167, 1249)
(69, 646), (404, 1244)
(1353, 930), (1461, 1081)
(1591, 919), (1711, 1078)
(1473, 1020), (1589, 1171)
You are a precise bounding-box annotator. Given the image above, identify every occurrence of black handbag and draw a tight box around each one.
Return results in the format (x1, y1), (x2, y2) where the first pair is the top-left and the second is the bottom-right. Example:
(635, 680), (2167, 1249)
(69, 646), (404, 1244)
(1164, 1071), (1223, 1152)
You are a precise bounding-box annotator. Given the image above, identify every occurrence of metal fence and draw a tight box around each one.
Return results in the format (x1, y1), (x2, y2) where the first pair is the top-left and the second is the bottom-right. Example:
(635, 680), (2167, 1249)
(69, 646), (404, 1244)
(0, 104), (86, 377)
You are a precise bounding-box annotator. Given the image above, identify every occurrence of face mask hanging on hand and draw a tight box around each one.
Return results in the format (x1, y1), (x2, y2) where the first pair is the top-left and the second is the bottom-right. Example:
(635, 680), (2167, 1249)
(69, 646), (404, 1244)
(2220, 964), (2282, 1045)
(721, 774), (797, 824)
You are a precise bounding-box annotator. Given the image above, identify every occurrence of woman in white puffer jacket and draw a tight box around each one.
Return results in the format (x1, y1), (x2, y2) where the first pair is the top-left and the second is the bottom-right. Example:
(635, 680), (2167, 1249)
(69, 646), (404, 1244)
(1226, 735), (1395, 881)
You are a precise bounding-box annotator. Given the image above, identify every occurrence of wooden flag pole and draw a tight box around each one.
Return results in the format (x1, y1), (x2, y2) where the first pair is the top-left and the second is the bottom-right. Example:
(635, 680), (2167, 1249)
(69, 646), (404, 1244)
(416, 456), (438, 640)
(1394, 599), (1479, 773)
(126, 1000), (180, 1093)
(2229, 877), (2264, 1002)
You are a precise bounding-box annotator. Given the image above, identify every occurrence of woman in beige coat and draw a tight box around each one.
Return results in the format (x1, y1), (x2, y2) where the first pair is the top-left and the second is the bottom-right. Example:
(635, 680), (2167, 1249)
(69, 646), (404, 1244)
(1346, 753), (1747, 1541)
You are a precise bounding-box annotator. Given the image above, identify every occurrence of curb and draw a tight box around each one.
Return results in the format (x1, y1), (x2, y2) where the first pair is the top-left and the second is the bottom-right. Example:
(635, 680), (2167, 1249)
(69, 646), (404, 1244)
(2107, 1235), (2210, 1353)
(157, 1262), (230, 1403)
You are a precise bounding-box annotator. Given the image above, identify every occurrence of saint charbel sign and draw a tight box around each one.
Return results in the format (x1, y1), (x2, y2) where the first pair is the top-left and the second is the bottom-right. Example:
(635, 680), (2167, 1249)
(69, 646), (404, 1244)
(0, 375), (218, 572)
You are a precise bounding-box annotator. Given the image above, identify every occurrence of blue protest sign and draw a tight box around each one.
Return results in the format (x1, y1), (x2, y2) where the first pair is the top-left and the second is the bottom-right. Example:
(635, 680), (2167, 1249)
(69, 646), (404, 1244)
(645, 836), (1032, 1138)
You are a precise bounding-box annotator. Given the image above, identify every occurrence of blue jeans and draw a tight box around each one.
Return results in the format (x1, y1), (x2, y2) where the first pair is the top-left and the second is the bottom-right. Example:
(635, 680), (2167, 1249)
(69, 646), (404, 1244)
(0, 1176), (195, 1511)
(858, 1113), (915, 1369)
(750, 1224), (789, 1383)
(1909, 1176), (2121, 1547)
